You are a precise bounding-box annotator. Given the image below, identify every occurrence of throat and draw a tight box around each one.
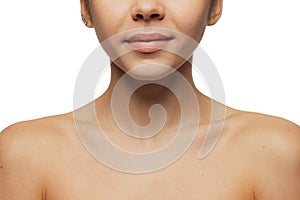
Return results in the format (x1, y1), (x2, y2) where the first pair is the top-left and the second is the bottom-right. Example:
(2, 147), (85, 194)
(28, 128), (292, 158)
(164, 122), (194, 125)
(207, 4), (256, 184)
(113, 83), (182, 129)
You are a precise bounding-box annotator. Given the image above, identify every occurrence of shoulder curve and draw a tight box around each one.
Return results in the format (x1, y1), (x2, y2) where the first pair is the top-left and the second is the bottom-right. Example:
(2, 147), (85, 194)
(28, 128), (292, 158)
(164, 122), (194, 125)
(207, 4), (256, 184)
(224, 110), (300, 198)
(0, 113), (75, 158)
(227, 108), (299, 133)
(0, 113), (76, 179)
(0, 119), (54, 200)
(225, 109), (300, 162)
(229, 109), (300, 166)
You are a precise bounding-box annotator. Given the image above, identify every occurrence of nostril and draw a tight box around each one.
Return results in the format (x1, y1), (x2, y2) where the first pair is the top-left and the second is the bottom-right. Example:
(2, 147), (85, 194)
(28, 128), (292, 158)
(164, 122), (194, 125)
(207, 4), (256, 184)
(150, 13), (160, 19)
(132, 4), (165, 21)
(135, 13), (161, 20)
(136, 14), (144, 20)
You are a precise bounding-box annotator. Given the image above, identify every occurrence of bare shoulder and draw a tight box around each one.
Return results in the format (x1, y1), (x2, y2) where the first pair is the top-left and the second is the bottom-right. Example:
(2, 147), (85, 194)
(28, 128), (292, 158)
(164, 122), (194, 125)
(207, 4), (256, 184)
(226, 109), (300, 200)
(0, 113), (75, 154)
(227, 109), (299, 141)
(228, 109), (299, 152)
(0, 113), (75, 200)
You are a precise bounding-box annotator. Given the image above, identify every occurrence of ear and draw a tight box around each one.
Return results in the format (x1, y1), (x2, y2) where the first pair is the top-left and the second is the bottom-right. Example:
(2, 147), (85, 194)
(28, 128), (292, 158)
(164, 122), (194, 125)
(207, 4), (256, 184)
(207, 0), (223, 26)
(80, 0), (94, 28)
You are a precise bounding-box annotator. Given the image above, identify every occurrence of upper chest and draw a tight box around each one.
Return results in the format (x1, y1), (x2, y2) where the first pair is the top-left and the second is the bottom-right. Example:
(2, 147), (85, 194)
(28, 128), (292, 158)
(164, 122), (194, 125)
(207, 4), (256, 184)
(45, 147), (254, 200)
(45, 117), (256, 200)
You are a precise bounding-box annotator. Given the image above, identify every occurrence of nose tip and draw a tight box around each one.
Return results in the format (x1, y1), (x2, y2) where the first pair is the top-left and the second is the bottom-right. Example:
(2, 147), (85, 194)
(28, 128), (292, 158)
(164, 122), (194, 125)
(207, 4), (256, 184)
(131, 1), (165, 21)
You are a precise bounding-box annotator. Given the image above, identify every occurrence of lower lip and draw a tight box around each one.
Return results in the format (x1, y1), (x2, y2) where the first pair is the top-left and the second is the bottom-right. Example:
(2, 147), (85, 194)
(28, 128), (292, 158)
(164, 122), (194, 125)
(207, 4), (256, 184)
(126, 40), (171, 53)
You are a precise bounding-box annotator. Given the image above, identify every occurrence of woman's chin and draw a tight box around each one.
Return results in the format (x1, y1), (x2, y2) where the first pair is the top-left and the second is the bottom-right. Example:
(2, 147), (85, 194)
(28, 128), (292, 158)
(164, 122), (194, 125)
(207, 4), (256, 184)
(112, 51), (187, 81)
(126, 63), (175, 81)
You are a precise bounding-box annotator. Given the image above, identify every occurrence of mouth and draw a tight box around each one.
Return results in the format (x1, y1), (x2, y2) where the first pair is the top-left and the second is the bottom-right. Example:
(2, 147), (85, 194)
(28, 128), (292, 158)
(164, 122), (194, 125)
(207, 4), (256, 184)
(124, 33), (174, 53)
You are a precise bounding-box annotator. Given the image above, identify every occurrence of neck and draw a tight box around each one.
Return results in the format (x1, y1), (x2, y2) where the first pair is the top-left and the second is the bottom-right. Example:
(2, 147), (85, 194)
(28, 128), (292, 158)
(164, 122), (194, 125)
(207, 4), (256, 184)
(95, 57), (214, 136)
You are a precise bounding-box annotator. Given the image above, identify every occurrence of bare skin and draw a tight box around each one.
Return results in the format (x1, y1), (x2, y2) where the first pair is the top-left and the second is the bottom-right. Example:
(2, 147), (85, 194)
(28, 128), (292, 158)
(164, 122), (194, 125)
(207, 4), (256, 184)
(1, 105), (299, 200)
(1, 0), (300, 199)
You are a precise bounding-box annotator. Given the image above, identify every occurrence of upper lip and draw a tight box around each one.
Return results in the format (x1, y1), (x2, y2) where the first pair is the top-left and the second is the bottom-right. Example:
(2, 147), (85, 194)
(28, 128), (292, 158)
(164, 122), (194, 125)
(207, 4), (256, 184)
(124, 33), (174, 43)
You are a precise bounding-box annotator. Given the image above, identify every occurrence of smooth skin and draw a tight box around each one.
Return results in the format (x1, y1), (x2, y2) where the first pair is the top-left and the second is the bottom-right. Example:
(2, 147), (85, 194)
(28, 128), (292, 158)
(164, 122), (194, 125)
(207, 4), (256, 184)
(1, 0), (300, 199)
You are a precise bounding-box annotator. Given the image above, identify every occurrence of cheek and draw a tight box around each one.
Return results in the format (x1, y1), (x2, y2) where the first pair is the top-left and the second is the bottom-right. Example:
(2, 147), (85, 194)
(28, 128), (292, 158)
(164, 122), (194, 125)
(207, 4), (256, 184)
(90, 1), (130, 41)
(168, 1), (209, 41)
(174, 17), (207, 43)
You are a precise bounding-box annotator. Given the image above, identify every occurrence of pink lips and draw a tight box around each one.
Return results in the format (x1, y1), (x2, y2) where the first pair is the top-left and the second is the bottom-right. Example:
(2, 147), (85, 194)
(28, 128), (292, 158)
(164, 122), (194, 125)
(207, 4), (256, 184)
(124, 33), (173, 53)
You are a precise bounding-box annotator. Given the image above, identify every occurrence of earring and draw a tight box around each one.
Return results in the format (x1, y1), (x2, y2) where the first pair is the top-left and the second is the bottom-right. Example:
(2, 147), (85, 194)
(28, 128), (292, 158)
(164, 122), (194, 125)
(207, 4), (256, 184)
(82, 17), (88, 26)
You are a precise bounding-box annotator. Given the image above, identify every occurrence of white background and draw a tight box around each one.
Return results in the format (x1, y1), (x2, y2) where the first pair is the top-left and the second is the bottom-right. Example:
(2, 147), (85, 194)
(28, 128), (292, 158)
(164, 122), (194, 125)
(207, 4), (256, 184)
(0, 0), (299, 131)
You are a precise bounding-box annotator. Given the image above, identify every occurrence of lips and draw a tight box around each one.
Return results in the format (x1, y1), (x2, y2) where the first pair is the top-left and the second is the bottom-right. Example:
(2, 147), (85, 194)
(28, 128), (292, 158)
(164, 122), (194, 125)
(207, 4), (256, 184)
(124, 33), (173, 53)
